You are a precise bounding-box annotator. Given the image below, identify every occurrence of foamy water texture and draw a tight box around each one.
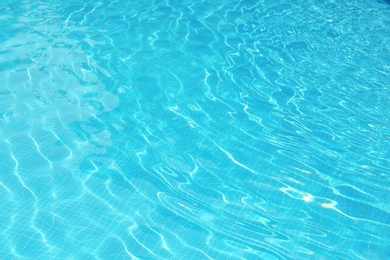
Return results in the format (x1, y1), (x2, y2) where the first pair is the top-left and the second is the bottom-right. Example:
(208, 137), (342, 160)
(0, 0), (389, 259)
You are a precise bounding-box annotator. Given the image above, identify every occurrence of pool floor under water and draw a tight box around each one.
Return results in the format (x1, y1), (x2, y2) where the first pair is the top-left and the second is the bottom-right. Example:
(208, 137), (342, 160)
(0, 0), (389, 259)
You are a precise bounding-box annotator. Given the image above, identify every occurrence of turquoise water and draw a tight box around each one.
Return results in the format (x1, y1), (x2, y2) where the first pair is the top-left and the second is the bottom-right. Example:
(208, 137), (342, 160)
(0, 0), (389, 259)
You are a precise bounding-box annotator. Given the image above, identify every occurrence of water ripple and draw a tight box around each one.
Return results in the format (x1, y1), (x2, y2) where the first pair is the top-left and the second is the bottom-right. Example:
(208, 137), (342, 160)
(0, 0), (389, 259)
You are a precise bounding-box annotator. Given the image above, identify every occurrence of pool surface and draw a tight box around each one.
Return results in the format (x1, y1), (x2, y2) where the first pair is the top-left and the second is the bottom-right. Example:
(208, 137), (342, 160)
(0, 0), (389, 259)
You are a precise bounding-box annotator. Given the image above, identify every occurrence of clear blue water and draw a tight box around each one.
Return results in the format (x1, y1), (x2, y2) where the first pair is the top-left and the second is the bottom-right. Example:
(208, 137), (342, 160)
(0, 0), (389, 259)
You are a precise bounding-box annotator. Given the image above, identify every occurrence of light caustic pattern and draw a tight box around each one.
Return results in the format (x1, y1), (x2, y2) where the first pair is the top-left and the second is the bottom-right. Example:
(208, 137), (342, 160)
(0, 0), (389, 259)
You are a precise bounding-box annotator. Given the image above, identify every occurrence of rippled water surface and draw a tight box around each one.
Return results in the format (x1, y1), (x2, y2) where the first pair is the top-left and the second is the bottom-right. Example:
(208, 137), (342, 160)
(0, 0), (389, 259)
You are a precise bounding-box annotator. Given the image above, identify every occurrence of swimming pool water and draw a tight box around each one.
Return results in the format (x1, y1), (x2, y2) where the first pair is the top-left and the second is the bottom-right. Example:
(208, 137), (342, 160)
(0, 0), (389, 259)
